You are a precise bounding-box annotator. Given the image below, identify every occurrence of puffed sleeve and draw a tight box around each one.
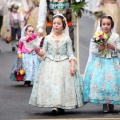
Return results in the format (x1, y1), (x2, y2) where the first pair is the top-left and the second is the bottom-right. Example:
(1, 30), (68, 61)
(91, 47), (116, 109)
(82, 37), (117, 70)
(66, 37), (76, 61)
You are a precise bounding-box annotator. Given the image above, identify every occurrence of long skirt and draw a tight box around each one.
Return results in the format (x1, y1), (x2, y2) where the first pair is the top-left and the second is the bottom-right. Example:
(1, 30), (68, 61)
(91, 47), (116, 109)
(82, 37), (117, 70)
(29, 58), (84, 109)
(84, 56), (120, 105)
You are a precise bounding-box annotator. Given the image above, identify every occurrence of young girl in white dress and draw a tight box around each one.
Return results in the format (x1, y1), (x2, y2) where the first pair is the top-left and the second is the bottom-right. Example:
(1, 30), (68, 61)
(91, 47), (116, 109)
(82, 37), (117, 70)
(29, 14), (84, 114)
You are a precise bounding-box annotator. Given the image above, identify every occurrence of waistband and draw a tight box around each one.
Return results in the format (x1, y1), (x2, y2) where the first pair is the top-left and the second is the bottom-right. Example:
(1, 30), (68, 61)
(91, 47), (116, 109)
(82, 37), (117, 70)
(45, 57), (68, 62)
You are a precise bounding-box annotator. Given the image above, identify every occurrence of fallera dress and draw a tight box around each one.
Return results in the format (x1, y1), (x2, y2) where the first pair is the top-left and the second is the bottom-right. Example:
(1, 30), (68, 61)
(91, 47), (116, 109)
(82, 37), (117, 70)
(84, 32), (120, 105)
(29, 33), (84, 109)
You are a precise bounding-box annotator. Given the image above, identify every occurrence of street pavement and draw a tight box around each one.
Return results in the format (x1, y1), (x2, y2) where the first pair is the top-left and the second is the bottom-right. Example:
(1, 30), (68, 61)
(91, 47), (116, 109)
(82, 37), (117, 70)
(0, 16), (120, 120)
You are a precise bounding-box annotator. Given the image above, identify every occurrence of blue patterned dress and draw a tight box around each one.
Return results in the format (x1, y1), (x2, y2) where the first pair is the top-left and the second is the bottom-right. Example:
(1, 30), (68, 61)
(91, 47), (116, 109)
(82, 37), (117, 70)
(29, 34), (84, 109)
(84, 32), (120, 105)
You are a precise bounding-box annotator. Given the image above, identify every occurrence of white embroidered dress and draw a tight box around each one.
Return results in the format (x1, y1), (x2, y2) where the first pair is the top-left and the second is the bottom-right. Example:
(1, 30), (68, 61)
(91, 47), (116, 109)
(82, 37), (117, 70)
(29, 34), (84, 109)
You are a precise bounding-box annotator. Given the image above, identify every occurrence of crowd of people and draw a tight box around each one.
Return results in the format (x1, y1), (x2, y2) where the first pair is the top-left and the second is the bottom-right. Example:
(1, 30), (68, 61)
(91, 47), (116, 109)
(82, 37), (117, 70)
(0, 0), (120, 116)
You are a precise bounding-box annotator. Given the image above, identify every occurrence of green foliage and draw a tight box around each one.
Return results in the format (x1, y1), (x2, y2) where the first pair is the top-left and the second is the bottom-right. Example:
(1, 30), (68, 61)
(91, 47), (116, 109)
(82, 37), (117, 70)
(70, 0), (88, 17)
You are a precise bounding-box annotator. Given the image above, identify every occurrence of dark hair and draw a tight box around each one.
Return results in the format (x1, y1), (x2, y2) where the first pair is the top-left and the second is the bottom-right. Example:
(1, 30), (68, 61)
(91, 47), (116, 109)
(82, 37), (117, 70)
(100, 15), (114, 29)
(11, 4), (19, 10)
(9, 4), (19, 12)
(25, 25), (34, 31)
(52, 15), (66, 30)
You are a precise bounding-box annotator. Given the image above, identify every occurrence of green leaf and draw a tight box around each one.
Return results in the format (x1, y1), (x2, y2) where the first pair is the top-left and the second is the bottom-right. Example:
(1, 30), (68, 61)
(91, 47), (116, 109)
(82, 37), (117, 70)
(70, 0), (88, 17)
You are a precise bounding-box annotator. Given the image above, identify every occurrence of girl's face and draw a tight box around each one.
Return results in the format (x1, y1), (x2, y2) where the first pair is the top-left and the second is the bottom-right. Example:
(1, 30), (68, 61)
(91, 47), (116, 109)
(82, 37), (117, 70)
(25, 26), (34, 36)
(101, 18), (112, 34)
(12, 8), (18, 13)
(53, 18), (63, 34)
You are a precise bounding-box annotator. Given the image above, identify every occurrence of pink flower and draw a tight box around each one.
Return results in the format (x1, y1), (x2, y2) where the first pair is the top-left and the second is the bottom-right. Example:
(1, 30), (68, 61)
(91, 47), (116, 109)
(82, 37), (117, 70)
(98, 34), (103, 39)
(26, 34), (37, 43)
(32, 34), (37, 39)
(26, 37), (32, 43)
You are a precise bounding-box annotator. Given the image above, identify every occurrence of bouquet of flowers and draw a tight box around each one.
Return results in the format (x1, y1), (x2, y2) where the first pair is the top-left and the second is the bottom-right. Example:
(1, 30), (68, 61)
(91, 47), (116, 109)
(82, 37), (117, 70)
(93, 31), (110, 55)
(25, 33), (42, 50)
(26, 33), (37, 43)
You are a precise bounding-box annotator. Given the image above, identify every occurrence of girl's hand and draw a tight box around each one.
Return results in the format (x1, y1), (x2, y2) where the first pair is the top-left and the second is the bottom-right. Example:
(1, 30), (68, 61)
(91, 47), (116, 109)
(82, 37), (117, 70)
(70, 66), (76, 76)
(107, 43), (115, 50)
(34, 48), (40, 54)
(39, 49), (45, 56)
(98, 44), (106, 52)
(25, 35), (29, 40)
(35, 48), (45, 56)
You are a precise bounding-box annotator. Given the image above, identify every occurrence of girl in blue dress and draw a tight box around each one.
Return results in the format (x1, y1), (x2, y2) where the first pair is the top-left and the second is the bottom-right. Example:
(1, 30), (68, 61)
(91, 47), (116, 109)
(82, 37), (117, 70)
(84, 16), (120, 113)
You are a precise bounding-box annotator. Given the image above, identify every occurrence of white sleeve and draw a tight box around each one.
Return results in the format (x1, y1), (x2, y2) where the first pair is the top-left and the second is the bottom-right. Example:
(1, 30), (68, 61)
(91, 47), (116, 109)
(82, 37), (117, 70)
(20, 13), (24, 22)
(6, 14), (10, 29)
(21, 0), (29, 12)
(36, 0), (47, 32)
(0, 0), (5, 10)
(0, 0), (6, 15)
(7, 0), (12, 8)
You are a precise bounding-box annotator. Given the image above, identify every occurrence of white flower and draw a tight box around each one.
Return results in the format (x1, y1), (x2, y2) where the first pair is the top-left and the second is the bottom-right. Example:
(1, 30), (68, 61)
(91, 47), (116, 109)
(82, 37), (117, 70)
(75, 0), (81, 2)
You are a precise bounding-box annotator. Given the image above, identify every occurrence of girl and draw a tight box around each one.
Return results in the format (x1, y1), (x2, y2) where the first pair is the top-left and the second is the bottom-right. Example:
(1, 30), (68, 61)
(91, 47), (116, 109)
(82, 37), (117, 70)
(6, 4), (24, 51)
(84, 16), (120, 112)
(29, 14), (84, 114)
(10, 24), (41, 86)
